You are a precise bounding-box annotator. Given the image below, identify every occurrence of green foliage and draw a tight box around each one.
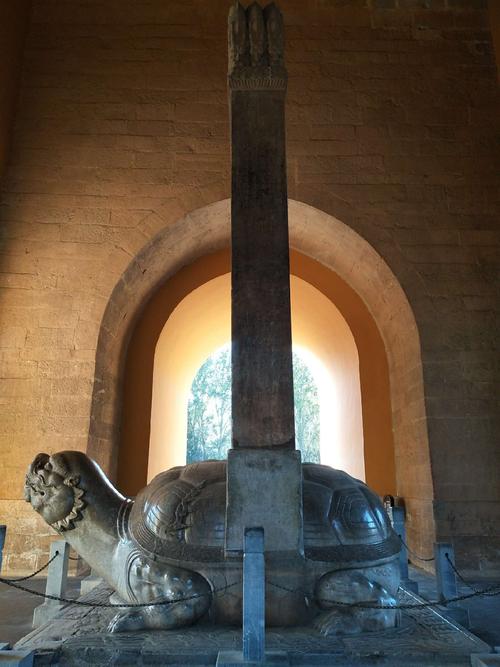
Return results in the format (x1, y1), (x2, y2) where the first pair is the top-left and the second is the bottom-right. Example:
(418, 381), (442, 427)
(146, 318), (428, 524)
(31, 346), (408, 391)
(293, 353), (321, 463)
(187, 347), (232, 463)
(186, 346), (320, 463)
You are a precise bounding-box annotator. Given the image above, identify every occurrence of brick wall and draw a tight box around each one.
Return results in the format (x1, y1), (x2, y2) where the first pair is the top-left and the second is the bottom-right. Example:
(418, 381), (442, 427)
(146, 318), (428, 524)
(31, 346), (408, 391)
(0, 0), (498, 575)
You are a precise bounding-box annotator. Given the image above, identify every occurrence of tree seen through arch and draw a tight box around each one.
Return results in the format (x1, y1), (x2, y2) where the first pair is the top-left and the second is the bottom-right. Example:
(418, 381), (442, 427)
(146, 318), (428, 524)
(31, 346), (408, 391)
(187, 345), (320, 463)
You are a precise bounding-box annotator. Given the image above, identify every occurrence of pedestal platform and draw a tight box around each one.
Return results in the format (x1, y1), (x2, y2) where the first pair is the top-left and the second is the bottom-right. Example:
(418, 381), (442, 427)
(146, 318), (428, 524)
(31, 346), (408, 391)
(225, 449), (303, 555)
(14, 583), (492, 666)
(216, 649), (289, 666)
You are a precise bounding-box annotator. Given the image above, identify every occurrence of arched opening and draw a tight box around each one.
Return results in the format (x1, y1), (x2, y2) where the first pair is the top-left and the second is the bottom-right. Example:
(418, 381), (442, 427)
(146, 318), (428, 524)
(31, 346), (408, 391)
(90, 199), (432, 557)
(147, 272), (230, 478)
(116, 245), (397, 500)
(147, 271), (365, 483)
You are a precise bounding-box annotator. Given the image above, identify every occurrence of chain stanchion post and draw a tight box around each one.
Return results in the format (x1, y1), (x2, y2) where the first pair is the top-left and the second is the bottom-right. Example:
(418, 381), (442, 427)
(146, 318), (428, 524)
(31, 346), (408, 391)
(217, 528), (289, 666)
(434, 542), (470, 628)
(0, 645), (35, 665)
(0, 525), (6, 574)
(32, 540), (70, 627)
(242, 528), (265, 662)
(392, 506), (419, 594)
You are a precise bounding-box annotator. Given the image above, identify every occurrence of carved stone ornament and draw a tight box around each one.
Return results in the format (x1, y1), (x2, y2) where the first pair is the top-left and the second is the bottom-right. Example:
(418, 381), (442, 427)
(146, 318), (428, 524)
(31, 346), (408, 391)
(228, 1), (287, 90)
(25, 452), (401, 634)
(24, 453), (86, 531)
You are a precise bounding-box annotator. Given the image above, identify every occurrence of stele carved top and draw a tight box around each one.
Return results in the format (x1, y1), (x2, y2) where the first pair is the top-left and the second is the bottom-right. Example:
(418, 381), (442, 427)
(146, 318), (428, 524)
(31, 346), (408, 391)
(228, 2), (287, 91)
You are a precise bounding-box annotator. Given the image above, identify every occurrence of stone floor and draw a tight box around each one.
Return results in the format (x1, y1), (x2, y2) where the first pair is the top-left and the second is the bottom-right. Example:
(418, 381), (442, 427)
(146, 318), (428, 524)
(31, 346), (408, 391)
(1, 566), (499, 666)
(0, 575), (81, 645)
(409, 567), (500, 648)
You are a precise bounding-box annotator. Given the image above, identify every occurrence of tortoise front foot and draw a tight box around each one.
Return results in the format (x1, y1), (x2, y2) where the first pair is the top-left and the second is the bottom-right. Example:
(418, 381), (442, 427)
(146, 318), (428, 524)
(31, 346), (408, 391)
(108, 609), (148, 633)
(108, 598), (210, 633)
(313, 571), (398, 636)
(107, 562), (213, 633)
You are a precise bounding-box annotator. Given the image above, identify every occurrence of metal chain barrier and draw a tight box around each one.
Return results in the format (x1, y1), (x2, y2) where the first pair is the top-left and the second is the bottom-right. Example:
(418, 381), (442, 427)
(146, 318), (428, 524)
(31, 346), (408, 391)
(266, 576), (500, 611)
(444, 553), (499, 598)
(445, 553), (475, 591)
(3, 553), (500, 612)
(0, 572), (241, 609)
(8, 551), (60, 582)
(397, 535), (435, 563)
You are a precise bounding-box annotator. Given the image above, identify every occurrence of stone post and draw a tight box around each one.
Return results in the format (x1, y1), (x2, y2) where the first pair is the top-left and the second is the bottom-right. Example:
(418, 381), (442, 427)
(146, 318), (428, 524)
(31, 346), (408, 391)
(0, 647), (35, 666)
(0, 525), (5, 573)
(434, 542), (470, 628)
(32, 540), (70, 627)
(243, 528), (265, 662)
(225, 1), (303, 557)
(392, 506), (419, 594)
(217, 528), (289, 667)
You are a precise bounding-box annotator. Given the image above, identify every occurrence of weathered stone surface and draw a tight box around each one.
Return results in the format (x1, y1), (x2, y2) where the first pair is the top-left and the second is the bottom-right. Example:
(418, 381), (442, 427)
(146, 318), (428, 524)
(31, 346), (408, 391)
(225, 449), (303, 555)
(230, 84), (295, 450)
(229, 2), (294, 451)
(228, 2), (286, 91)
(24, 450), (402, 633)
(14, 582), (492, 666)
(80, 570), (103, 596)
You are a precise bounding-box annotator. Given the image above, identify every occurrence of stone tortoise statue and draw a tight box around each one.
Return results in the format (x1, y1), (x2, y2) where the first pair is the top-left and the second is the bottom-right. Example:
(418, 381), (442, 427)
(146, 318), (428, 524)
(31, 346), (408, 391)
(25, 451), (401, 634)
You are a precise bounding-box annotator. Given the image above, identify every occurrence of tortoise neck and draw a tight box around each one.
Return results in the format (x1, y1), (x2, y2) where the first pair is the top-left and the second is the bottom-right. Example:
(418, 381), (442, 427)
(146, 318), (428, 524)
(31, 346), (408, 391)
(61, 484), (126, 581)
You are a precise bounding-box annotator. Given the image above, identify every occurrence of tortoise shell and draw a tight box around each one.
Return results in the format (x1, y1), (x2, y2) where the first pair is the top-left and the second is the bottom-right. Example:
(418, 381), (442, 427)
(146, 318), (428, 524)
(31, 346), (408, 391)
(128, 460), (400, 564)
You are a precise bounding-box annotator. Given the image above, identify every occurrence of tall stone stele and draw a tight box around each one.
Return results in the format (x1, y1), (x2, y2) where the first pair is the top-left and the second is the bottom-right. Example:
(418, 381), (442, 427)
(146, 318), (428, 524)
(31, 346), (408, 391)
(225, 1), (304, 557)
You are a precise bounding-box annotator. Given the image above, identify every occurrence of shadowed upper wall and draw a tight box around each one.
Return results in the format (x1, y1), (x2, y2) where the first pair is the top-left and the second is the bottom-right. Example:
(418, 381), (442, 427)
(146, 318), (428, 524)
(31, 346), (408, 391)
(488, 0), (500, 82)
(0, 1), (31, 179)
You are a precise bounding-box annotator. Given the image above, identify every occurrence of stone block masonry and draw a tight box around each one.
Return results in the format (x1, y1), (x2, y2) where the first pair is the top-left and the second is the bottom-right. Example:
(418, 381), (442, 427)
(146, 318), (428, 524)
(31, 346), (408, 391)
(0, 0), (498, 575)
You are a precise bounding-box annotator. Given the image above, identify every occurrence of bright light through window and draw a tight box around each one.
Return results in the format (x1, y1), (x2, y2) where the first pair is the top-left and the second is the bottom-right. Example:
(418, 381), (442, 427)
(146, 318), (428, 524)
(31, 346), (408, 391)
(293, 345), (339, 469)
(186, 344), (321, 463)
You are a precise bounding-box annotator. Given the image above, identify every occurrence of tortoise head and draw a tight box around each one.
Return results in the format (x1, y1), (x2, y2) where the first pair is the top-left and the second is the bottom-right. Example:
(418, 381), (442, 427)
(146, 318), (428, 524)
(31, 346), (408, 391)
(24, 452), (86, 531)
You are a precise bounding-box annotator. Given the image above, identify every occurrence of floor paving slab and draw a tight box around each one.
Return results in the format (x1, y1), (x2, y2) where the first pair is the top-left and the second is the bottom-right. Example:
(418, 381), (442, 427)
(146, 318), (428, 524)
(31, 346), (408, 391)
(12, 581), (492, 666)
(216, 649), (289, 666)
(471, 655), (500, 666)
(0, 578), (81, 646)
(408, 565), (500, 647)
